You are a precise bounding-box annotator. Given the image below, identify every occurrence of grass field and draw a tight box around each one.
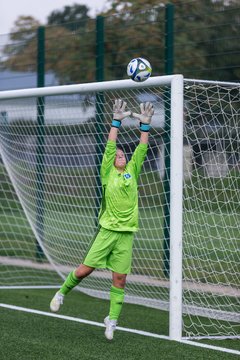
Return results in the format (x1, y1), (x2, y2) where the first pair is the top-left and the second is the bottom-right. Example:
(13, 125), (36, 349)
(0, 164), (239, 358)
(0, 288), (239, 360)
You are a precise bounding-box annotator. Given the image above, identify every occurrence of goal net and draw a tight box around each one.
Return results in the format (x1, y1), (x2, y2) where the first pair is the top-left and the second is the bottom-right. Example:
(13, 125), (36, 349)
(0, 76), (239, 341)
(182, 79), (240, 339)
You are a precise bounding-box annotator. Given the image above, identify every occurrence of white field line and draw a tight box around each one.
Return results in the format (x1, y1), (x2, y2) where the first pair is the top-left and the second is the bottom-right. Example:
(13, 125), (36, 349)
(180, 339), (240, 356)
(1, 285), (239, 323)
(0, 302), (168, 339)
(0, 285), (60, 290)
(0, 303), (239, 356)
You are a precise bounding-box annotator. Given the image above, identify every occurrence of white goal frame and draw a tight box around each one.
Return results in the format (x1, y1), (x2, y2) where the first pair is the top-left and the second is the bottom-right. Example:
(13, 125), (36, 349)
(0, 74), (184, 341)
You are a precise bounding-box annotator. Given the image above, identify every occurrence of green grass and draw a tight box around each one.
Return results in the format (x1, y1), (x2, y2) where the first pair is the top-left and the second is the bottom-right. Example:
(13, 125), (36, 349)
(0, 289), (239, 360)
(0, 165), (239, 355)
(0, 265), (61, 286)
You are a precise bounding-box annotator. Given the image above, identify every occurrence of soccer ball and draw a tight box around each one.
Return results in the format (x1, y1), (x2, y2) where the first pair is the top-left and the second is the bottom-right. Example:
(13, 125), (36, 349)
(127, 58), (152, 82)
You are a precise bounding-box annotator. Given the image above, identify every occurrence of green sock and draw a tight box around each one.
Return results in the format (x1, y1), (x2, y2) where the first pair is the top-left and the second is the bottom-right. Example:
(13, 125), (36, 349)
(59, 270), (81, 295)
(109, 285), (125, 321)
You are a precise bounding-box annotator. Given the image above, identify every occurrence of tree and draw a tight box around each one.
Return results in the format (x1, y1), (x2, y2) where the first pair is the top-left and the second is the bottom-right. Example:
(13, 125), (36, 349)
(47, 3), (91, 31)
(102, 0), (240, 81)
(172, 0), (240, 81)
(3, 16), (40, 63)
(102, 1), (167, 80)
(2, 1), (239, 83)
(10, 15), (40, 41)
(2, 14), (96, 83)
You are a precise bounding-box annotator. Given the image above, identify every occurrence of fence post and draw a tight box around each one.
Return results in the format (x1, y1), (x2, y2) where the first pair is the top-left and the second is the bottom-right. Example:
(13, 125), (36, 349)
(163, 3), (174, 277)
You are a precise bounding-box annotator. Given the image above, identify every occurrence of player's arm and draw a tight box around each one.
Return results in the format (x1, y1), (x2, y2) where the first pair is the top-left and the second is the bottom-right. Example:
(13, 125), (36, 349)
(139, 130), (149, 144)
(129, 102), (154, 177)
(101, 99), (131, 182)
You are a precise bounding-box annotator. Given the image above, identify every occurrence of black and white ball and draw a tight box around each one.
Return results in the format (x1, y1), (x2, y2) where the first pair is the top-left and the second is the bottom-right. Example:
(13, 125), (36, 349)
(127, 58), (152, 82)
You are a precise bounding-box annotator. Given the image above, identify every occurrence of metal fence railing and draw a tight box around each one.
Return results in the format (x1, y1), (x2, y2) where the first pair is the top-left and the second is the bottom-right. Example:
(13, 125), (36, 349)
(0, 1), (239, 91)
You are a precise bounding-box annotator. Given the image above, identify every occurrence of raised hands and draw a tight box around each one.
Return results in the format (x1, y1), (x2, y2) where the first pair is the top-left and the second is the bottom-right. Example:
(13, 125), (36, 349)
(111, 99), (154, 134)
(132, 102), (154, 125)
(113, 99), (132, 121)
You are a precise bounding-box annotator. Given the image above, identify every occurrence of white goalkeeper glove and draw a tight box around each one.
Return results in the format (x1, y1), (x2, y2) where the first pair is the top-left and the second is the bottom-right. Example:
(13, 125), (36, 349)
(112, 99), (131, 128)
(132, 102), (154, 132)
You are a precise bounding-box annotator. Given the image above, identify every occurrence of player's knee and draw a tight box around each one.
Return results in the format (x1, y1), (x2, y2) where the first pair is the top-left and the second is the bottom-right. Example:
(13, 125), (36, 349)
(75, 264), (94, 279)
(113, 274), (127, 288)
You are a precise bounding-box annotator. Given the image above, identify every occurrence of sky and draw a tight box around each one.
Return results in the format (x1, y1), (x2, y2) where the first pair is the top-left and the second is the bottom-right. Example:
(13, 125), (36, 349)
(0, 0), (111, 35)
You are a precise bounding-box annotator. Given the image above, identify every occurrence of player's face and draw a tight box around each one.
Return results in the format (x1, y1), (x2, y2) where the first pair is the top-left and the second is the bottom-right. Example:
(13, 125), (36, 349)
(114, 149), (126, 171)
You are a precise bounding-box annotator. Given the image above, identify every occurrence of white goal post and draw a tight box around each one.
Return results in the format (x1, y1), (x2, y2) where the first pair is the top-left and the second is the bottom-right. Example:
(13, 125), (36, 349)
(0, 75), (239, 344)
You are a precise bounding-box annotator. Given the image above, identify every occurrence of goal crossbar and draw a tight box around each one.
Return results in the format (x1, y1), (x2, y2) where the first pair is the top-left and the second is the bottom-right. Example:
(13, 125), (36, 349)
(0, 75), (180, 100)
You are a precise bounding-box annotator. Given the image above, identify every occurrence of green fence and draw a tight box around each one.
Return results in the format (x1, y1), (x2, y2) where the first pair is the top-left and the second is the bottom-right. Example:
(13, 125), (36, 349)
(0, 1), (239, 89)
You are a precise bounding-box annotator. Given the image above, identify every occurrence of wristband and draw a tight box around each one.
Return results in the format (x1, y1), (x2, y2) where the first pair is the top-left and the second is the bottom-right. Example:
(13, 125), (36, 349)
(140, 122), (150, 132)
(112, 119), (121, 128)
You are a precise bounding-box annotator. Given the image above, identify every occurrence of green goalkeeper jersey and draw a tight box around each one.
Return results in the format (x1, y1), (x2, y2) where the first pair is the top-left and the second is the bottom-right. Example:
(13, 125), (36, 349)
(99, 140), (148, 232)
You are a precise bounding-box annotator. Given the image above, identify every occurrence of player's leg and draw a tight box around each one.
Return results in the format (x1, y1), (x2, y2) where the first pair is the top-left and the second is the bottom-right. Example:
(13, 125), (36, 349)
(50, 264), (94, 312)
(60, 264), (95, 295)
(110, 272), (126, 320)
(50, 227), (113, 312)
(104, 272), (127, 340)
(104, 231), (134, 340)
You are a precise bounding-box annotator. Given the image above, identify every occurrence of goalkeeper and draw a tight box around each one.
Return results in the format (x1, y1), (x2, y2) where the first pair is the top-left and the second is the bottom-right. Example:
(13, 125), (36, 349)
(50, 99), (154, 340)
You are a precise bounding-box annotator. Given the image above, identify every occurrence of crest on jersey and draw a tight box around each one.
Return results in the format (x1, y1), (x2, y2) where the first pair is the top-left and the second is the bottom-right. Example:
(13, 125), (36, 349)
(124, 173), (131, 179)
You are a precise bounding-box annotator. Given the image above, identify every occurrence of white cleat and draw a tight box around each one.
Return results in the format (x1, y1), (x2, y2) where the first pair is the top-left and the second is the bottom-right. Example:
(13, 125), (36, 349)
(104, 316), (117, 340)
(50, 291), (64, 312)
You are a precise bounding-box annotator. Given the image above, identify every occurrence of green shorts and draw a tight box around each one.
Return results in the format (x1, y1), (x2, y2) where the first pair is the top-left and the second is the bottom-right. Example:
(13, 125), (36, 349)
(83, 227), (134, 274)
